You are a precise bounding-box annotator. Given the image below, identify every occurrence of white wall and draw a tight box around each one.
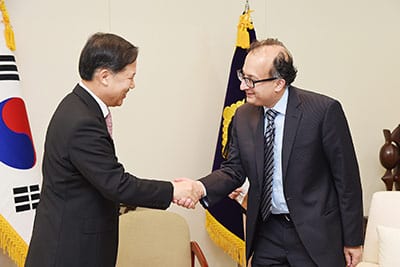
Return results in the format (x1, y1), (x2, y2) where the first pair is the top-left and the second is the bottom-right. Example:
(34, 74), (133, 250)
(2, 0), (400, 266)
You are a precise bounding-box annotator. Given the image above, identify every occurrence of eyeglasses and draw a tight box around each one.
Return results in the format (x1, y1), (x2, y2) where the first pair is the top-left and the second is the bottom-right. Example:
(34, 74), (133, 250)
(236, 69), (278, 89)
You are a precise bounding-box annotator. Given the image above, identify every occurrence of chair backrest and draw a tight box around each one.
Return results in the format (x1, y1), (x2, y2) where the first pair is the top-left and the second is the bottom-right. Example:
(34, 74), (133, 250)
(116, 209), (192, 267)
(362, 191), (400, 263)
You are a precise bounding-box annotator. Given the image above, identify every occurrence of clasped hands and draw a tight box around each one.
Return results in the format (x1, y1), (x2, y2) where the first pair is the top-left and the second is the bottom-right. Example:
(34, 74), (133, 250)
(172, 178), (204, 209)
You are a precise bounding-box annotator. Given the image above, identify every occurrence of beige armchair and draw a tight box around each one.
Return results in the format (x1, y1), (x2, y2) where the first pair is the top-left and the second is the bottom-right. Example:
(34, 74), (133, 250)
(116, 208), (208, 267)
(358, 191), (400, 267)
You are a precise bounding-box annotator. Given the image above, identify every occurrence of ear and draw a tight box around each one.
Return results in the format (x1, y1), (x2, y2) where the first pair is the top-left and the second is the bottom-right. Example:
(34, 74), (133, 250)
(274, 79), (287, 93)
(97, 68), (112, 86)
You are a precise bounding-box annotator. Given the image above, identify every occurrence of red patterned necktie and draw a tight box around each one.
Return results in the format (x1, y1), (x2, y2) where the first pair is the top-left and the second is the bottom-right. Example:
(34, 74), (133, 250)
(105, 111), (113, 138)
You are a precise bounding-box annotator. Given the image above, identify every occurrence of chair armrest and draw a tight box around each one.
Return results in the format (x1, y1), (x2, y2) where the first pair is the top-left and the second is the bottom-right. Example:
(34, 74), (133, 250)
(190, 241), (209, 267)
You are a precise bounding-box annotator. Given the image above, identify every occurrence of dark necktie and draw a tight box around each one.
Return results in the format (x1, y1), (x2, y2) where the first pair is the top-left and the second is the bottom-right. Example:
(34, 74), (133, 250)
(260, 109), (278, 221)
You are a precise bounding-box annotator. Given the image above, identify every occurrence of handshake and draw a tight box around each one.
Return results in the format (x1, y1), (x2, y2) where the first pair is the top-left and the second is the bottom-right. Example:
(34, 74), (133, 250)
(171, 178), (205, 209)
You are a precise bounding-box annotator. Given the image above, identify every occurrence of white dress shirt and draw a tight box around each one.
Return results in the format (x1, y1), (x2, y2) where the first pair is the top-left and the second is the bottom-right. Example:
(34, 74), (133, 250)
(79, 81), (109, 119)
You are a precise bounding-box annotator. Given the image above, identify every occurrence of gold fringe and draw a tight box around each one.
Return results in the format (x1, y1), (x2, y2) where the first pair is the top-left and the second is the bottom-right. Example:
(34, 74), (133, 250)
(221, 99), (245, 159)
(0, 214), (28, 267)
(205, 210), (246, 266)
(236, 10), (254, 49)
(0, 0), (16, 51)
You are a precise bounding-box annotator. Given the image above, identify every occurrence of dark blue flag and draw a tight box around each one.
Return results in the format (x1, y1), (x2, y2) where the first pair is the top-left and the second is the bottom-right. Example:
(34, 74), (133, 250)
(205, 10), (256, 266)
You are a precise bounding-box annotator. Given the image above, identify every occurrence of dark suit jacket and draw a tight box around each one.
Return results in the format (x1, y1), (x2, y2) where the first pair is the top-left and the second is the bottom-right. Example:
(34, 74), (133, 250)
(25, 85), (173, 267)
(200, 86), (363, 266)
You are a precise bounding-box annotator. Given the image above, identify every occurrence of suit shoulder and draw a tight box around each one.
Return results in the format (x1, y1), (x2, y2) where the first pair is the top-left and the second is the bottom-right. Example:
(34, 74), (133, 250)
(48, 90), (101, 135)
(291, 86), (341, 109)
(236, 102), (260, 115)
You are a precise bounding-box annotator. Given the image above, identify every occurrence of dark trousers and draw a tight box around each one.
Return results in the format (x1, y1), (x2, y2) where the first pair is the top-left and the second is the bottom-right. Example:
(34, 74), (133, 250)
(251, 214), (317, 267)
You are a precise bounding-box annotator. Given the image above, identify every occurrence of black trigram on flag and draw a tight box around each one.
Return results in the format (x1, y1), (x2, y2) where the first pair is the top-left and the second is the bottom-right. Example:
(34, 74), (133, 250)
(13, 184), (40, 212)
(0, 54), (19, 81)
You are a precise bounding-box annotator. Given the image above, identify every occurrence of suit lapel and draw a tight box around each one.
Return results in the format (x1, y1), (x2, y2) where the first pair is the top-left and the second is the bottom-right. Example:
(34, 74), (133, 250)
(251, 107), (265, 189)
(73, 85), (107, 129)
(282, 87), (302, 181)
(73, 85), (114, 146)
(73, 85), (104, 118)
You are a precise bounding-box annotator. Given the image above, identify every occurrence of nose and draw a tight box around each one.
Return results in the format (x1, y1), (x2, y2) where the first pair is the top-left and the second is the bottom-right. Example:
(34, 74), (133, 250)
(239, 79), (248, 91)
(130, 79), (135, 90)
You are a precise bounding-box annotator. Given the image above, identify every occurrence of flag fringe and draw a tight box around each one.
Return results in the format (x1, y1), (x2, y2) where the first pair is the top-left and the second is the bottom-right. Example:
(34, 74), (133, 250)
(221, 99), (245, 159)
(0, 214), (28, 267)
(205, 211), (246, 266)
(0, 0), (16, 51)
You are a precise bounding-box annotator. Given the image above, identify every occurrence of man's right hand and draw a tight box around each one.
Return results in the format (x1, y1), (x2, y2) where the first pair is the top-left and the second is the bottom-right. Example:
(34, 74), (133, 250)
(171, 178), (204, 209)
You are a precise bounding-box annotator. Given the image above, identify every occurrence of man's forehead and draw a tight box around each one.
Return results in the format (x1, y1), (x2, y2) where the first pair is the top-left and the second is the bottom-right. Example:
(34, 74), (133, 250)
(251, 45), (285, 57)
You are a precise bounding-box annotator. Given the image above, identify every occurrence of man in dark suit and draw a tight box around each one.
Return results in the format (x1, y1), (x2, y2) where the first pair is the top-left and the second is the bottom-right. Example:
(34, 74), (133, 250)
(181, 38), (364, 266)
(25, 32), (201, 267)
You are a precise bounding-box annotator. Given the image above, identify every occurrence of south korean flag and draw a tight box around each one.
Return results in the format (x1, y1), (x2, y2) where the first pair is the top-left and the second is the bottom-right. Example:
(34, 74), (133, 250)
(0, 7), (41, 267)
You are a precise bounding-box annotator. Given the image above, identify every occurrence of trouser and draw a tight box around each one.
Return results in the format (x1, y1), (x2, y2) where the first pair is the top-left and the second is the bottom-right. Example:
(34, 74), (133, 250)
(251, 214), (317, 267)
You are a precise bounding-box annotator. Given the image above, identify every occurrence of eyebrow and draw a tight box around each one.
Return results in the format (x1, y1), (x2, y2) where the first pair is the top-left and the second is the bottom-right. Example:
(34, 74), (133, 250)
(242, 71), (259, 79)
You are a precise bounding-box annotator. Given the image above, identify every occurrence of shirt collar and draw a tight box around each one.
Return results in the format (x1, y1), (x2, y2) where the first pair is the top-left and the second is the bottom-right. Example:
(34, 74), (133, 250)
(263, 86), (289, 115)
(79, 81), (109, 118)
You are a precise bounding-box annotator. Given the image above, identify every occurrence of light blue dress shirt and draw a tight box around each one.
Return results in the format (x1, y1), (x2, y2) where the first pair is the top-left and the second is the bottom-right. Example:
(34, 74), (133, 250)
(264, 88), (289, 214)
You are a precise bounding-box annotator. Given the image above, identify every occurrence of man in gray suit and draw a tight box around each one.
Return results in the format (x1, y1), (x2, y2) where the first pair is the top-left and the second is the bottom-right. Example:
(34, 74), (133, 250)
(25, 32), (201, 267)
(180, 38), (364, 266)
